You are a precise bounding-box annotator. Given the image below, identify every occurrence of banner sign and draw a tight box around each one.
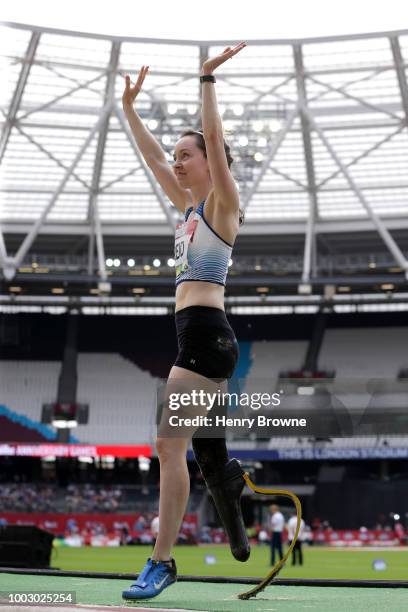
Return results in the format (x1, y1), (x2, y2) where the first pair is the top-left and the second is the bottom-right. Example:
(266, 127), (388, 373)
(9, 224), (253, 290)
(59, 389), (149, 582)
(0, 443), (152, 458)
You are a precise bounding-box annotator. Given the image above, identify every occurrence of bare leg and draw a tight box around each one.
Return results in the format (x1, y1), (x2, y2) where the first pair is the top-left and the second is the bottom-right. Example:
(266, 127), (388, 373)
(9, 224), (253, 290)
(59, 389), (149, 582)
(151, 365), (217, 561)
(151, 436), (190, 560)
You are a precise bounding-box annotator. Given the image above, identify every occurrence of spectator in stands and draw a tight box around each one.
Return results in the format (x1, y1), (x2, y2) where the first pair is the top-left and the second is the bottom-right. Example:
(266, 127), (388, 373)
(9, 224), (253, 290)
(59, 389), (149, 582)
(287, 511), (305, 566)
(394, 521), (405, 545)
(0, 482), (123, 514)
(270, 504), (284, 566)
(312, 516), (321, 531)
(65, 484), (122, 513)
(134, 515), (146, 532)
(0, 483), (53, 513)
(66, 518), (78, 534)
(199, 526), (212, 544)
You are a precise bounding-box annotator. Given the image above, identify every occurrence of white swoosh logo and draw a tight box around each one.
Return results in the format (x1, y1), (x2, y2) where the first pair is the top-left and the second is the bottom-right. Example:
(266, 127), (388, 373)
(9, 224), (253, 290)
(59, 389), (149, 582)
(154, 576), (169, 590)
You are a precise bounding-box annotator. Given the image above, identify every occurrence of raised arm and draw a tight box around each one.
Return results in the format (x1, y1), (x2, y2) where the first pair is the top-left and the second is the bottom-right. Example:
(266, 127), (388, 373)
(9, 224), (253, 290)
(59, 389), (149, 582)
(201, 43), (246, 214)
(122, 67), (191, 213)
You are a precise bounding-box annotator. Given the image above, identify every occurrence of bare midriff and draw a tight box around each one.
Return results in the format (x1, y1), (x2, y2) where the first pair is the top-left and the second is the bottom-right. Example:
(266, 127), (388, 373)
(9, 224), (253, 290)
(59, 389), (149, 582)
(175, 280), (225, 312)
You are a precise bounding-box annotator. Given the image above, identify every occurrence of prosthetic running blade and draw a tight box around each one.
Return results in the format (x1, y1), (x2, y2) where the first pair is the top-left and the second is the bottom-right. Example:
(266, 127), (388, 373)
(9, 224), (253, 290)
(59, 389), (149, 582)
(238, 472), (302, 600)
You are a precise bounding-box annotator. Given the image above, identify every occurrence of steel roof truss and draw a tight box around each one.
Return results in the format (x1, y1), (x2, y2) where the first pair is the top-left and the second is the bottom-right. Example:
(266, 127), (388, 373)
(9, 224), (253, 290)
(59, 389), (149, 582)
(309, 75), (402, 122)
(18, 71), (108, 122)
(294, 46), (318, 284)
(10, 103), (113, 276)
(87, 42), (121, 283)
(305, 106), (408, 276)
(390, 36), (408, 127)
(242, 105), (299, 212)
(113, 105), (176, 230)
(0, 31), (41, 164)
(15, 124), (92, 191)
(316, 125), (405, 189)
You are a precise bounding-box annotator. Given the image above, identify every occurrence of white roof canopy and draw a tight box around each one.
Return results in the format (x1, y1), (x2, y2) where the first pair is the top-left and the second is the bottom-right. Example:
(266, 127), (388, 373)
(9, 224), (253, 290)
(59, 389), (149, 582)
(0, 22), (408, 284)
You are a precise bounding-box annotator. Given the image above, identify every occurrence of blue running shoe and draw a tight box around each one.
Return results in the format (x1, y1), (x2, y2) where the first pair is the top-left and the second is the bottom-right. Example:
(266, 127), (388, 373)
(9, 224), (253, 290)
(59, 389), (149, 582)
(122, 558), (177, 600)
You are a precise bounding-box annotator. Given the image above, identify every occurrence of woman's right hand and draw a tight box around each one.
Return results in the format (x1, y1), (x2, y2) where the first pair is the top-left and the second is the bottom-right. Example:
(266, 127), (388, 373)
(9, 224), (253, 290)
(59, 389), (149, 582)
(122, 65), (149, 112)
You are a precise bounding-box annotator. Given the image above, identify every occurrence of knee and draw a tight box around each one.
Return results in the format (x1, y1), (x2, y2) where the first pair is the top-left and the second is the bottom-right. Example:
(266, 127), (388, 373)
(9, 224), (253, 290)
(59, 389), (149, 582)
(156, 437), (184, 463)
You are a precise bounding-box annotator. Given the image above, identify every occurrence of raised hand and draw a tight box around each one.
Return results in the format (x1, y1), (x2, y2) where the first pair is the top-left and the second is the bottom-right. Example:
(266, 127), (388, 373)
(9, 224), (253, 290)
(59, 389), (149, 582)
(122, 65), (149, 111)
(202, 42), (246, 75)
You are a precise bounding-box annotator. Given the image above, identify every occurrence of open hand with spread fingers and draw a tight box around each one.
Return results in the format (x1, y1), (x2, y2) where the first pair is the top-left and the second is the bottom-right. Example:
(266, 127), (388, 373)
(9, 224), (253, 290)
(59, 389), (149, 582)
(122, 65), (149, 112)
(201, 42), (246, 76)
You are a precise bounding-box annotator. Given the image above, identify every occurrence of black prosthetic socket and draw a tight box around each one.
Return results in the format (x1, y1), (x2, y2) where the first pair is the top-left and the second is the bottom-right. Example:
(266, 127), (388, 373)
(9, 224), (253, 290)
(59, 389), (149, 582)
(190, 436), (229, 481)
(191, 437), (250, 562)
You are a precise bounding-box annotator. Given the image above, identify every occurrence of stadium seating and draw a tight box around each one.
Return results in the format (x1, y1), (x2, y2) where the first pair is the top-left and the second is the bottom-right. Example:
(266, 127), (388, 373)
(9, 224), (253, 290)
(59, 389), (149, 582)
(0, 360), (60, 423)
(0, 354), (156, 444)
(76, 353), (156, 444)
(320, 327), (408, 378)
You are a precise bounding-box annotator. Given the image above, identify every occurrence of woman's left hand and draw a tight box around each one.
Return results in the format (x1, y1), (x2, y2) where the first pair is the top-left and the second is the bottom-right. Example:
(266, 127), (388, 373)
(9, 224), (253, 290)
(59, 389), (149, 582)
(201, 42), (246, 75)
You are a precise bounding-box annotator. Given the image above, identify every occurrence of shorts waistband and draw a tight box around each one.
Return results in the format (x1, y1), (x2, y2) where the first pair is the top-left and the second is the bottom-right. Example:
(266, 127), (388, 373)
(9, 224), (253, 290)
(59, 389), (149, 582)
(175, 305), (225, 317)
(175, 305), (230, 329)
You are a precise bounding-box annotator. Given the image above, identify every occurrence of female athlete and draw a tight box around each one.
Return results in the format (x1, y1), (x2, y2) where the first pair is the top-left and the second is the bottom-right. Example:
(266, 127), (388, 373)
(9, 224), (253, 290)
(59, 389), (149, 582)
(121, 42), (248, 601)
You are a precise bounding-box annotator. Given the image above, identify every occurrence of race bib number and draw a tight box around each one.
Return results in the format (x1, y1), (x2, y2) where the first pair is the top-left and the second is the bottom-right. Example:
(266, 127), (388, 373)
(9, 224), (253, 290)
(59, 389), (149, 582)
(175, 214), (198, 275)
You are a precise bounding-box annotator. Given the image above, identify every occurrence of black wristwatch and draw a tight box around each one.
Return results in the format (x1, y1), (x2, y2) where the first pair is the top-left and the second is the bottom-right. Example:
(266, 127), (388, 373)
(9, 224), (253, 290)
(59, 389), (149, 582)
(200, 75), (216, 83)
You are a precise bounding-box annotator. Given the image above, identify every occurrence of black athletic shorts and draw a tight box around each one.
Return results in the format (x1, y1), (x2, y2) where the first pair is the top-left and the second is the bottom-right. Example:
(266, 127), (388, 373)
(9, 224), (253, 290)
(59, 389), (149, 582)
(174, 306), (239, 380)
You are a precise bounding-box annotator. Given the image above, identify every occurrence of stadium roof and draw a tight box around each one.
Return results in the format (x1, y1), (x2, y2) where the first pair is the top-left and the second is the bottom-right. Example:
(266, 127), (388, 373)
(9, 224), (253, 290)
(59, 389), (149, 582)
(0, 22), (407, 302)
